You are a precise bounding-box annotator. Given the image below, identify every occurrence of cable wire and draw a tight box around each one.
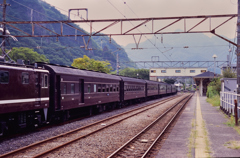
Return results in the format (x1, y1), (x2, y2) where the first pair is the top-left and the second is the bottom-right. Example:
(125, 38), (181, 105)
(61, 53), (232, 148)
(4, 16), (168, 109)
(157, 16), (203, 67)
(107, 0), (172, 61)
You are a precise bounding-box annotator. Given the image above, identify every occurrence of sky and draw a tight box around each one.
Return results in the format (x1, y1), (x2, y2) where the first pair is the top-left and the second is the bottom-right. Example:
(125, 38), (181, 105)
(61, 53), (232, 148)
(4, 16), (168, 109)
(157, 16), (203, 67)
(44, 0), (238, 46)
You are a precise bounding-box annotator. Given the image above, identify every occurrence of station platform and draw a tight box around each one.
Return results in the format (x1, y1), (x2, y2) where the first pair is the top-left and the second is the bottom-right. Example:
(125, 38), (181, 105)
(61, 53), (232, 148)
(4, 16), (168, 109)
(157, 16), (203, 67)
(156, 92), (240, 158)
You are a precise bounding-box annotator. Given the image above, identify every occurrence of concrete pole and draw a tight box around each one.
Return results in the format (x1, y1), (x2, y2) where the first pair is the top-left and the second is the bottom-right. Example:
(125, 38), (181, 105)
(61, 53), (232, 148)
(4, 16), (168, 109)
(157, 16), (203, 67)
(200, 78), (203, 96)
(116, 53), (119, 75)
(237, 0), (240, 107)
(213, 54), (217, 77)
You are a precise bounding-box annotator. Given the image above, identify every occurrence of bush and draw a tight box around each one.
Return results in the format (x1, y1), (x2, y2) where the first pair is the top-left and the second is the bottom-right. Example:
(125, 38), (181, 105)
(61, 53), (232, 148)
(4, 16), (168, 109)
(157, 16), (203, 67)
(223, 67), (237, 78)
(206, 94), (220, 106)
(206, 77), (221, 98)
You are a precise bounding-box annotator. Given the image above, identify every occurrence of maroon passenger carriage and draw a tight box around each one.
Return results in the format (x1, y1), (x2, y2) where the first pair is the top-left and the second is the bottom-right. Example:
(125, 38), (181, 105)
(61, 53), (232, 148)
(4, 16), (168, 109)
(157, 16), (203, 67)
(145, 80), (159, 100)
(0, 62), (49, 135)
(159, 82), (167, 96)
(37, 63), (122, 121)
(120, 76), (146, 106)
(0, 61), (177, 136)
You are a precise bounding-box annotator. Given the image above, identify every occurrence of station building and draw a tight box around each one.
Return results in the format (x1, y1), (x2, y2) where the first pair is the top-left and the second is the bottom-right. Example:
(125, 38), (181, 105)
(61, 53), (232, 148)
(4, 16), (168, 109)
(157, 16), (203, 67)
(149, 67), (208, 91)
(149, 67), (207, 81)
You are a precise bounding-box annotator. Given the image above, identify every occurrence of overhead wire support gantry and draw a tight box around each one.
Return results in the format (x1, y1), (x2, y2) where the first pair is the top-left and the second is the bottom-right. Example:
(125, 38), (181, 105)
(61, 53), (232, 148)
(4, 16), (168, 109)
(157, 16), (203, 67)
(119, 60), (229, 69)
(0, 14), (237, 46)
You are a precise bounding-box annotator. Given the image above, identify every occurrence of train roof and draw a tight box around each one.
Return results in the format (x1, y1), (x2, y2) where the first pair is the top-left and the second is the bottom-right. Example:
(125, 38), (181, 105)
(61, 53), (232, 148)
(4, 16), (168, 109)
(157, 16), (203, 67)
(37, 63), (121, 81)
(145, 80), (160, 84)
(119, 76), (146, 83)
(0, 62), (49, 73)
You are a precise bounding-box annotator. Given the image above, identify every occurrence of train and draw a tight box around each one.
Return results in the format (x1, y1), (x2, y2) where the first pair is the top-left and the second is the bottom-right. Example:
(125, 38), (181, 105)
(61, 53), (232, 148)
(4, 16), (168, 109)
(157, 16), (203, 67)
(0, 61), (177, 136)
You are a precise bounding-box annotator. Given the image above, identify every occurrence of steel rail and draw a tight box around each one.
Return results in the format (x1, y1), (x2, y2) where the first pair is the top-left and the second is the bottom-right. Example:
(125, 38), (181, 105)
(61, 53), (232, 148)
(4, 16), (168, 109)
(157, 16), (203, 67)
(0, 95), (180, 158)
(107, 93), (192, 158)
(33, 95), (182, 158)
(142, 94), (193, 158)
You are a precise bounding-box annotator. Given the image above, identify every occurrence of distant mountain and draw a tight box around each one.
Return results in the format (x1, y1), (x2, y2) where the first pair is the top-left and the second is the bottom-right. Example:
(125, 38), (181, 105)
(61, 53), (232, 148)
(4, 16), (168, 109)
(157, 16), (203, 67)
(124, 32), (234, 64)
(1, 0), (134, 69)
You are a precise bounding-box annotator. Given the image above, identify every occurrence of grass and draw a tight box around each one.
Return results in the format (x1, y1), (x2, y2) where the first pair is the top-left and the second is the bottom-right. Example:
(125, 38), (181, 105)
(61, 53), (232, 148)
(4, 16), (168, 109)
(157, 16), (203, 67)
(224, 115), (240, 135)
(224, 115), (235, 127)
(206, 95), (220, 107)
(224, 141), (240, 149)
(187, 119), (197, 158)
(202, 120), (211, 154)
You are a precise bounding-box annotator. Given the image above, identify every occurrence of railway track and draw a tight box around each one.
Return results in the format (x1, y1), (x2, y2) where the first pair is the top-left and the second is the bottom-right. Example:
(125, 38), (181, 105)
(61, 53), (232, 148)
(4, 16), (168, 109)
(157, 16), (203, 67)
(107, 93), (193, 158)
(0, 95), (184, 158)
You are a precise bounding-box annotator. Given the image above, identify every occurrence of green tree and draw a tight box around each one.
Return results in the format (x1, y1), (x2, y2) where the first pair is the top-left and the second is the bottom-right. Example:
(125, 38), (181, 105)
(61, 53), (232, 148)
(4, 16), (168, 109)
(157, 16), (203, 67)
(118, 68), (149, 80)
(163, 78), (176, 84)
(222, 67), (236, 78)
(72, 55), (112, 73)
(7, 47), (49, 64)
(206, 77), (221, 98)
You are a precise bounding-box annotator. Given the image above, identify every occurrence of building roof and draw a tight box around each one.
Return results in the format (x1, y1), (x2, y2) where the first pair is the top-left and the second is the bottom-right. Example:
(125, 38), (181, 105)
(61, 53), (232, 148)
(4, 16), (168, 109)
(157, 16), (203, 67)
(221, 64), (236, 68)
(193, 71), (215, 79)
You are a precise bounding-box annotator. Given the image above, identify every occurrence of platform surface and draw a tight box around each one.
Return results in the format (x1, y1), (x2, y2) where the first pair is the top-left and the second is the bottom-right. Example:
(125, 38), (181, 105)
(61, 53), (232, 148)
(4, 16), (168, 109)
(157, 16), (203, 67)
(156, 92), (240, 158)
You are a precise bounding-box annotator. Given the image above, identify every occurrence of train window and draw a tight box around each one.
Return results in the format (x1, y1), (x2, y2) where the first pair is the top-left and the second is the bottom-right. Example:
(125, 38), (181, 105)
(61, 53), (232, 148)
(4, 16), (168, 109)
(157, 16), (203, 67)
(71, 84), (75, 94)
(88, 84), (91, 93)
(63, 84), (67, 94)
(98, 85), (101, 92)
(94, 84), (97, 92)
(116, 86), (119, 92)
(44, 75), (48, 87)
(41, 74), (48, 88)
(106, 85), (109, 92)
(102, 84), (106, 92)
(22, 72), (29, 84)
(0, 71), (9, 84)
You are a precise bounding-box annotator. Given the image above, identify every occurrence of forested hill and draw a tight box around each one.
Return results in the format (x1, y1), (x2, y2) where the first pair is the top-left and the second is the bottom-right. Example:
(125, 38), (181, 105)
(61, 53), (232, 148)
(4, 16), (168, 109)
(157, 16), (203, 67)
(2, 0), (134, 69)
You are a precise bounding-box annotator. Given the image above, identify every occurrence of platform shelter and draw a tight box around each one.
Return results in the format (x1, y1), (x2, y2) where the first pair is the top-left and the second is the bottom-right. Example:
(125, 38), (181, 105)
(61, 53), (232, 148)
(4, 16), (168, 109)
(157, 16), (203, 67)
(193, 71), (215, 96)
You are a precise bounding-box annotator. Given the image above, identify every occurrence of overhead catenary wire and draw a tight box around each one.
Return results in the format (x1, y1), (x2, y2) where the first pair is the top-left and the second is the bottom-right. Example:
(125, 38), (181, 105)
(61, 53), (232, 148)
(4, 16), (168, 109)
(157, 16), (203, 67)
(44, 1), (130, 64)
(9, 0), (94, 51)
(107, 0), (172, 61)
(122, 0), (168, 49)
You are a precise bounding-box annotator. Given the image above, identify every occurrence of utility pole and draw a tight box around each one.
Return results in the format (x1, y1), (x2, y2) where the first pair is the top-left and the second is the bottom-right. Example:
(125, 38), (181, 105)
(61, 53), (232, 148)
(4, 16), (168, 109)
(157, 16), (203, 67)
(0, 0), (10, 61)
(237, 0), (240, 108)
(2, 0), (6, 58)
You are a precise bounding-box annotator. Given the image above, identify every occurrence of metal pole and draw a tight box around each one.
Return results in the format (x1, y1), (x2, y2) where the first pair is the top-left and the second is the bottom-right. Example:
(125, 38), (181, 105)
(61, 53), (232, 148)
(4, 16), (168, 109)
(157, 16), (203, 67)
(2, 0), (6, 58)
(234, 99), (238, 126)
(237, 0), (240, 111)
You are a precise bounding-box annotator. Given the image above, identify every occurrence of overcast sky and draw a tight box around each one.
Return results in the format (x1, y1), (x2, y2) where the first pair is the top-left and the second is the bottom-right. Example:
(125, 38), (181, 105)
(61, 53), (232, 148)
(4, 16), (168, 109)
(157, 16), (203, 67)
(44, 0), (238, 46)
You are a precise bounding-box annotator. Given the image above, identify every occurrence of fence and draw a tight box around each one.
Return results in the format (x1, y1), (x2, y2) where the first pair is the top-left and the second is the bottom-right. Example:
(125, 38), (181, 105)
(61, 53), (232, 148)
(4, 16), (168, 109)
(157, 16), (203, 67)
(220, 91), (240, 119)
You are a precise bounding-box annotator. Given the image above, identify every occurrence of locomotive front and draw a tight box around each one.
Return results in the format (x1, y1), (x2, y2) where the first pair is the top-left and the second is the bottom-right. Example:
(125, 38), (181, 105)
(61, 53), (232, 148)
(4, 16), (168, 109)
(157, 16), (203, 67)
(0, 63), (49, 135)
